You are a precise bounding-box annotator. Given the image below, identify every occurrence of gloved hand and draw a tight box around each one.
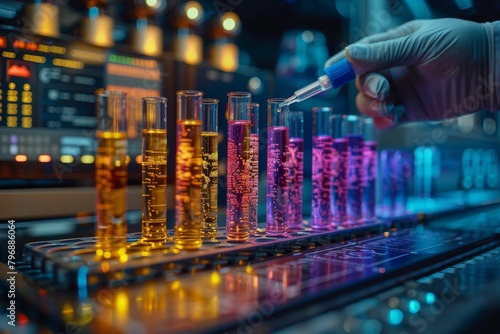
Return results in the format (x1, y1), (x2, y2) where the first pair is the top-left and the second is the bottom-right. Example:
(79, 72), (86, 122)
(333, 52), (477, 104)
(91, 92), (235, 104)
(325, 18), (499, 129)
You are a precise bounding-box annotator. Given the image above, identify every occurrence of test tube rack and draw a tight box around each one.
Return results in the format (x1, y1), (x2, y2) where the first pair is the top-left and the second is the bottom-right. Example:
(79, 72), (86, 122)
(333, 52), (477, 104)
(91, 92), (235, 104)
(18, 220), (396, 292)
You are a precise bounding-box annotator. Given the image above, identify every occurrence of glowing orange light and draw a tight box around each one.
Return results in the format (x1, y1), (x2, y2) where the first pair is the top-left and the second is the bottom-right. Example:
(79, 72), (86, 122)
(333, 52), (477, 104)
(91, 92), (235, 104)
(38, 154), (51, 163)
(135, 155), (142, 164)
(15, 154), (27, 162)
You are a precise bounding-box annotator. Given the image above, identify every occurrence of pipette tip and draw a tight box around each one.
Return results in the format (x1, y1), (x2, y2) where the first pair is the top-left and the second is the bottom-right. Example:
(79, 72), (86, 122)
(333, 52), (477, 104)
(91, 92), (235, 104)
(279, 95), (297, 108)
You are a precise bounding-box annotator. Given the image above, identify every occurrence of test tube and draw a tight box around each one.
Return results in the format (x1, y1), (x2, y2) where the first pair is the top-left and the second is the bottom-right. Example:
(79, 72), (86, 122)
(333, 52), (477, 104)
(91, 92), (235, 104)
(287, 111), (304, 230)
(330, 113), (347, 225)
(311, 107), (333, 229)
(394, 150), (412, 215)
(201, 98), (219, 239)
(249, 103), (260, 234)
(343, 115), (363, 223)
(141, 97), (168, 246)
(380, 149), (411, 217)
(380, 150), (393, 217)
(95, 91), (128, 259)
(175, 90), (203, 250)
(226, 92), (252, 242)
(361, 117), (377, 220)
(266, 98), (289, 236)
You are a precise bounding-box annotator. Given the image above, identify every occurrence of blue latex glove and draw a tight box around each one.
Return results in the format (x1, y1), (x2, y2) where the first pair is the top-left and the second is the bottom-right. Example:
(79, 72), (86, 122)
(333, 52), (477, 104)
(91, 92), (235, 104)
(326, 18), (499, 129)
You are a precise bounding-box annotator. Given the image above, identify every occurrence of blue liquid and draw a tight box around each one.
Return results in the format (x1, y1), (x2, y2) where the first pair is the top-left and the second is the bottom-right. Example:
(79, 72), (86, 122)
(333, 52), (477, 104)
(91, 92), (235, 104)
(266, 126), (289, 236)
(311, 135), (333, 229)
(346, 134), (363, 222)
(331, 138), (347, 224)
(380, 150), (411, 217)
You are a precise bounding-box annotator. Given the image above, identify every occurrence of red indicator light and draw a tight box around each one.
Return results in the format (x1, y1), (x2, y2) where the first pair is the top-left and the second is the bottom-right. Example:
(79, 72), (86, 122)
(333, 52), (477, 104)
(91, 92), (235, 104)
(7, 64), (30, 78)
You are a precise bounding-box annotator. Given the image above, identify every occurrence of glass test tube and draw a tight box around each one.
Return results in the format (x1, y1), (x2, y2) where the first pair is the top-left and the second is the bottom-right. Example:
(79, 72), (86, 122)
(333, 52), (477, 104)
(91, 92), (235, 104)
(226, 92), (252, 242)
(343, 115), (363, 223)
(394, 150), (411, 215)
(311, 107), (333, 229)
(287, 111), (304, 230)
(201, 98), (219, 239)
(361, 117), (377, 220)
(330, 113), (347, 225)
(95, 91), (128, 258)
(266, 98), (289, 236)
(249, 103), (260, 234)
(141, 97), (168, 246)
(380, 149), (395, 217)
(175, 90), (203, 250)
(380, 149), (411, 217)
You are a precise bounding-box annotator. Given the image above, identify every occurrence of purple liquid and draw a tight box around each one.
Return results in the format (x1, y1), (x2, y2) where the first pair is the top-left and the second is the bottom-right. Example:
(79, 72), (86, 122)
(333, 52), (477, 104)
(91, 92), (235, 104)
(331, 138), (347, 224)
(362, 140), (377, 220)
(346, 134), (363, 222)
(287, 137), (304, 230)
(311, 135), (333, 229)
(226, 120), (251, 241)
(249, 133), (259, 234)
(266, 126), (289, 236)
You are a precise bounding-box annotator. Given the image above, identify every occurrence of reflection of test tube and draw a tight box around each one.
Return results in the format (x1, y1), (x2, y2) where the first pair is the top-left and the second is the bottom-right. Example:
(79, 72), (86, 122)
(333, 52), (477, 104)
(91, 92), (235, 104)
(343, 115), (363, 223)
(287, 111), (304, 230)
(141, 97), (168, 246)
(361, 117), (377, 220)
(266, 99), (289, 236)
(175, 90), (203, 250)
(226, 92), (251, 242)
(201, 98), (219, 239)
(249, 103), (260, 234)
(311, 107), (333, 229)
(330, 113), (347, 225)
(95, 91), (128, 258)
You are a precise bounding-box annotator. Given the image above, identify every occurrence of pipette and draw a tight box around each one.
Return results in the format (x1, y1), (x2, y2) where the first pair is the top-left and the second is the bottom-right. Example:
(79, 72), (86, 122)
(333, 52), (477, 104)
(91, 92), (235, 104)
(279, 58), (356, 108)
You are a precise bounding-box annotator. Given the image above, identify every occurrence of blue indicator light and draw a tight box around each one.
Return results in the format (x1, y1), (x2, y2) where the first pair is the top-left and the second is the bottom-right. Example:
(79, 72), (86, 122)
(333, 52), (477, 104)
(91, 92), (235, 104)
(425, 292), (436, 304)
(408, 300), (421, 313)
(387, 309), (403, 325)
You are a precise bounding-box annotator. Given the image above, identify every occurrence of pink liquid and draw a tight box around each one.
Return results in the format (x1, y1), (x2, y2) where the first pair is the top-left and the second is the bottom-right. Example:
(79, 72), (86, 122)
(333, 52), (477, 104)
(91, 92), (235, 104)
(362, 141), (377, 220)
(287, 137), (304, 230)
(226, 120), (251, 241)
(346, 134), (363, 222)
(311, 135), (333, 229)
(331, 138), (347, 224)
(266, 126), (289, 236)
(249, 133), (259, 234)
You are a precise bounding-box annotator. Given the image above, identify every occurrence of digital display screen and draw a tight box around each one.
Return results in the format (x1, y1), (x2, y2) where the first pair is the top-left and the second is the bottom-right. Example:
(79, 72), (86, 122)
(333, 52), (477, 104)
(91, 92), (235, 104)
(0, 26), (162, 183)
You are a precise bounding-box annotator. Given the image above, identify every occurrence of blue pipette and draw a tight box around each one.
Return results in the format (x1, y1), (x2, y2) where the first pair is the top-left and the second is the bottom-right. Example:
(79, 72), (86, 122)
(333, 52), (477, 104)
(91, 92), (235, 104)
(279, 58), (356, 107)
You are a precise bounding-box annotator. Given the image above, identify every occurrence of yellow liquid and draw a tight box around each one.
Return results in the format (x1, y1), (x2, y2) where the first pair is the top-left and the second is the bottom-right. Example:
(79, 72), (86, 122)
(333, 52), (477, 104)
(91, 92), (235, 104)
(175, 120), (202, 250)
(201, 132), (218, 239)
(95, 131), (128, 258)
(142, 129), (167, 245)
